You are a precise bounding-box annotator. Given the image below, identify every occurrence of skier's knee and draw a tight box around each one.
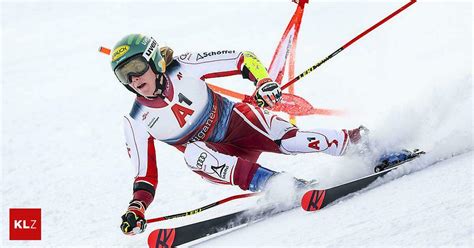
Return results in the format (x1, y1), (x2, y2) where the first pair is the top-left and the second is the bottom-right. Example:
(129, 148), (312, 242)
(183, 142), (262, 191)
(183, 142), (238, 185)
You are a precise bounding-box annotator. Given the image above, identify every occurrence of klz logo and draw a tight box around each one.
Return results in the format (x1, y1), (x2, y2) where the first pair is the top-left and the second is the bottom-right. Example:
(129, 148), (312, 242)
(10, 208), (41, 240)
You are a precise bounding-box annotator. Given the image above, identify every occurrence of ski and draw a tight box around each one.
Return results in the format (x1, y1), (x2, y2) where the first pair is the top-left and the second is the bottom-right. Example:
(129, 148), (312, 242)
(147, 204), (287, 247)
(374, 149), (425, 173)
(148, 149), (425, 247)
(301, 149), (424, 211)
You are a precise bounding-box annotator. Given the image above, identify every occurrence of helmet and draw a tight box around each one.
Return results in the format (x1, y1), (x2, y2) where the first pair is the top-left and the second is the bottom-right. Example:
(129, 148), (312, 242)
(110, 34), (167, 96)
(111, 34), (166, 75)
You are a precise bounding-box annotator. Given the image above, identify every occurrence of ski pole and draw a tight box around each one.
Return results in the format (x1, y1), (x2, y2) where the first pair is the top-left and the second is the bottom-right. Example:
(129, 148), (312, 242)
(207, 83), (344, 116)
(146, 192), (259, 224)
(280, 0), (416, 91)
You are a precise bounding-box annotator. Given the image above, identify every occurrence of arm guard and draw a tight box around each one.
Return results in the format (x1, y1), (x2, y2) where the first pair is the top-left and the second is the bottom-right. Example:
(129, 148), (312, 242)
(240, 51), (271, 85)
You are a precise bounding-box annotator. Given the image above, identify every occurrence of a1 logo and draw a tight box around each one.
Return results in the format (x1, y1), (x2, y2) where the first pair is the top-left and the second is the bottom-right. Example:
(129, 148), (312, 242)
(9, 208), (41, 240)
(171, 93), (194, 128)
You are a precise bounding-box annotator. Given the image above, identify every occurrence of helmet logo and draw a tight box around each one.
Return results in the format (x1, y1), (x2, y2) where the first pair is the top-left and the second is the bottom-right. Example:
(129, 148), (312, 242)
(143, 38), (158, 61)
(112, 45), (130, 62)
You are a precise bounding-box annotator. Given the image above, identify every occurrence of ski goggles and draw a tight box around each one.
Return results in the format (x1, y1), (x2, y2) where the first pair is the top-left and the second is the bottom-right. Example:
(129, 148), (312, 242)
(114, 55), (151, 85)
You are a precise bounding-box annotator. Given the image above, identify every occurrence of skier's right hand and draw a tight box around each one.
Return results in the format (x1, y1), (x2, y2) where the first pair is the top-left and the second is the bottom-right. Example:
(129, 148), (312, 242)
(120, 200), (147, 235)
(254, 78), (282, 108)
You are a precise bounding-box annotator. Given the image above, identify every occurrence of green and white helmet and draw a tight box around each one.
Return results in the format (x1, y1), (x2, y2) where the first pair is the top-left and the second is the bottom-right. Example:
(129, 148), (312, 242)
(111, 34), (166, 74)
(110, 34), (168, 96)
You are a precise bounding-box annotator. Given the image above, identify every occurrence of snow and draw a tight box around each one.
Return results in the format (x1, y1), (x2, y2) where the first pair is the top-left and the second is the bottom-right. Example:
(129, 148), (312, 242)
(1, 1), (472, 247)
(205, 151), (473, 247)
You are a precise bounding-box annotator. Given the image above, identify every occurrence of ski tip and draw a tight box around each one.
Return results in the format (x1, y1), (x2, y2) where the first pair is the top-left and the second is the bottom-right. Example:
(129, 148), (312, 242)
(148, 228), (176, 248)
(301, 189), (326, 212)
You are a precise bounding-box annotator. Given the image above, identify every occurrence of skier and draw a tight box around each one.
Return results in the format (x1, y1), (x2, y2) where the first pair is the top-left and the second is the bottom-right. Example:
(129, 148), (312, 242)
(112, 34), (366, 235)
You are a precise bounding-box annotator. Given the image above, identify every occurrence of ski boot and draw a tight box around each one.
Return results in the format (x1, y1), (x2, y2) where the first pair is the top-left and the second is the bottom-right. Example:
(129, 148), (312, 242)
(251, 168), (319, 208)
(249, 166), (318, 192)
(374, 149), (425, 173)
(293, 177), (319, 190)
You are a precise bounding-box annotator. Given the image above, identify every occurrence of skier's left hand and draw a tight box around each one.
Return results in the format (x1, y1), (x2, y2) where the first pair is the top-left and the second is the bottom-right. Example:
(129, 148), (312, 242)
(255, 78), (282, 108)
(120, 200), (147, 235)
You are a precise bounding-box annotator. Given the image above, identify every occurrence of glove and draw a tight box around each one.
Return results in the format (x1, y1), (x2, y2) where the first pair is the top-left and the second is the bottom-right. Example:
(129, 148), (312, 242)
(254, 78), (282, 108)
(120, 200), (147, 235)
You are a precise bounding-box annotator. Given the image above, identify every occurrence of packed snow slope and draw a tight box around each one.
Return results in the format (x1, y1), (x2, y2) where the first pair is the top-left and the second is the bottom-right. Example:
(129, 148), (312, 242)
(2, 1), (472, 247)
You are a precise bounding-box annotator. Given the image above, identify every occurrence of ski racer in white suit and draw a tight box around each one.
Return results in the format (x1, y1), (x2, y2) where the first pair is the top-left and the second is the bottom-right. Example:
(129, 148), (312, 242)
(110, 34), (365, 235)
